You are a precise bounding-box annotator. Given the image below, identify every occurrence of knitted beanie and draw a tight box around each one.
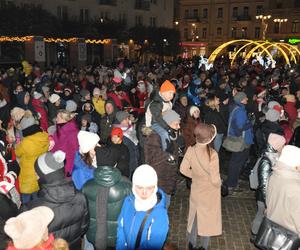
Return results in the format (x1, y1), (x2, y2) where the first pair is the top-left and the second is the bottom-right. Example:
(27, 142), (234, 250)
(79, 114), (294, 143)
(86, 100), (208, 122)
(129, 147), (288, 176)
(160, 80), (176, 93)
(111, 127), (123, 141)
(116, 111), (130, 123)
(233, 92), (247, 104)
(78, 131), (100, 154)
(189, 106), (200, 117)
(278, 145), (300, 168)
(65, 100), (78, 113)
(265, 109), (280, 122)
(49, 94), (60, 104)
(162, 110), (181, 125)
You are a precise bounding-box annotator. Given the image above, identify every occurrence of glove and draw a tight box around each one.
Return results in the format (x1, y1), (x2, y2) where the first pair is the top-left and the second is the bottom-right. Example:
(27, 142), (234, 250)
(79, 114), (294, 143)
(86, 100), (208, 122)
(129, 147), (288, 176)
(165, 140), (174, 154)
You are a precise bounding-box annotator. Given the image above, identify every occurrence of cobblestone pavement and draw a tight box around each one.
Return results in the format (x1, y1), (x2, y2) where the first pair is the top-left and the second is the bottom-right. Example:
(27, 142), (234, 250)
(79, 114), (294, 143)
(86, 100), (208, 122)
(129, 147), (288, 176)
(167, 177), (257, 250)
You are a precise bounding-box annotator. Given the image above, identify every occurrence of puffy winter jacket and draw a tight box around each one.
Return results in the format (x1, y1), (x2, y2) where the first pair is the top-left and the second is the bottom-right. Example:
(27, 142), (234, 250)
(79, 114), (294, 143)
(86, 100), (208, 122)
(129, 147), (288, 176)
(23, 171), (89, 250)
(83, 166), (131, 248)
(116, 189), (169, 250)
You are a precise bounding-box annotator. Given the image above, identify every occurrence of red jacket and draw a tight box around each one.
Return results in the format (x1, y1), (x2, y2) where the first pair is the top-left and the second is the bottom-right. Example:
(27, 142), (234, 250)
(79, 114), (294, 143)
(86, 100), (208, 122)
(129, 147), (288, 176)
(31, 98), (48, 131)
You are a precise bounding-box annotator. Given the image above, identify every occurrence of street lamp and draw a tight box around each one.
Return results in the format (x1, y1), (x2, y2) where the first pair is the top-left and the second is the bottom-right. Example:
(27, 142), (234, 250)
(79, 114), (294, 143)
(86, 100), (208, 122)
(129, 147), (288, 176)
(175, 21), (179, 26)
(274, 18), (288, 33)
(191, 23), (197, 41)
(256, 15), (271, 40)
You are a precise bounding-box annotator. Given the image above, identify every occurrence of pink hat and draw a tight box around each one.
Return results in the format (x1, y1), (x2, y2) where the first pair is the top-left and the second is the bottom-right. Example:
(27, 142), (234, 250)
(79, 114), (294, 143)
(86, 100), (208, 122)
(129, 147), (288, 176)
(268, 133), (286, 152)
(113, 77), (122, 84)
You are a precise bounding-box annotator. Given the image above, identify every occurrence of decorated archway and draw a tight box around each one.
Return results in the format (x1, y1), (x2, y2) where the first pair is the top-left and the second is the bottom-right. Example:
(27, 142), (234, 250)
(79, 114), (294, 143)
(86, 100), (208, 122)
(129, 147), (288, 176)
(208, 39), (300, 66)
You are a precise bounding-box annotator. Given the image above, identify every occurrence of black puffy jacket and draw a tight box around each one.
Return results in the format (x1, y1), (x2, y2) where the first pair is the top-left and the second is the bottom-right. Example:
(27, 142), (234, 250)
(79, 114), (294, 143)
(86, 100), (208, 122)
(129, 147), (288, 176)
(23, 170), (89, 250)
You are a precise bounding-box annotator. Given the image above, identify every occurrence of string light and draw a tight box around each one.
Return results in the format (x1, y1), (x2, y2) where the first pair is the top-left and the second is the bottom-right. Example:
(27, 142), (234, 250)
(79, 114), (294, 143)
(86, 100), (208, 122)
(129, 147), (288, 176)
(0, 36), (33, 42)
(0, 36), (111, 44)
(85, 39), (111, 44)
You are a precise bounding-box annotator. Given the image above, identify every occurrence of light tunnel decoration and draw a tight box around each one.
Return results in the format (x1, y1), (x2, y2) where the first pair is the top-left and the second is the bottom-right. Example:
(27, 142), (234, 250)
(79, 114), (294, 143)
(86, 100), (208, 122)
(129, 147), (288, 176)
(208, 39), (300, 66)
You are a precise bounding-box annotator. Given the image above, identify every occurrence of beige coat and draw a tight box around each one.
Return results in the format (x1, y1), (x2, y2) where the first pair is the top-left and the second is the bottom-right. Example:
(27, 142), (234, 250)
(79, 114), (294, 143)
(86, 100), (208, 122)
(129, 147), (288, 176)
(180, 144), (222, 236)
(266, 163), (300, 237)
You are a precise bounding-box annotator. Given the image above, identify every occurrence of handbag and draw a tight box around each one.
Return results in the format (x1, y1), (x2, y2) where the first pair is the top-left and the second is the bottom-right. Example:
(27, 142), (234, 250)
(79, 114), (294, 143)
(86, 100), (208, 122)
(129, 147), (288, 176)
(222, 107), (247, 152)
(249, 156), (263, 190)
(255, 216), (300, 250)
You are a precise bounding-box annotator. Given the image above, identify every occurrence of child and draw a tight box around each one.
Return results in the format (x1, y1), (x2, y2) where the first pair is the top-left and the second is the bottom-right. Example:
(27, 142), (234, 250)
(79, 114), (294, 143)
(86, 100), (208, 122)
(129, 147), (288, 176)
(145, 80), (176, 151)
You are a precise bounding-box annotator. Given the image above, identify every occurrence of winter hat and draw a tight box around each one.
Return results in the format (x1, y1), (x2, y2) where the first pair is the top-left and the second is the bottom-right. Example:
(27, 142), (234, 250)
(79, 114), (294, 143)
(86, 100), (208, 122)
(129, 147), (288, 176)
(81, 113), (92, 123)
(111, 127), (123, 141)
(33, 91), (43, 99)
(116, 111), (130, 123)
(41, 86), (50, 94)
(162, 110), (181, 125)
(78, 131), (100, 154)
(268, 133), (286, 152)
(4, 206), (54, 249)
(277, 145), (300, 168)
(80, 89), (90, 98)
(20, 115), (36, 130)
(268, 101), (281, 109)
(265, 109), (280, 122)
(10, 107), (25, 122)
(65, 100), (78, 113)
(35, 151), (66, 178)
(189, 106), (200, 117)
(256, 87), (267, 98)
(93, 87), (101, 96)
(160, 80), (176, 93)
(132, 164), (158, 187)
(113, 77), (122, 84)
(194, 123), (217, 145)
(271, 82), (279, 90)
(49, 93), (60, 104)
(233, 92), (247, 104)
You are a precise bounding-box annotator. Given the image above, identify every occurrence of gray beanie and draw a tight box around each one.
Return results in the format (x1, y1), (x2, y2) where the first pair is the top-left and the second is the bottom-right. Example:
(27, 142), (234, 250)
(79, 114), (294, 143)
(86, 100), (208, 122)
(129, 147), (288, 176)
(162, 110), (181, 125)
(265, 109), (280, 122)
(65, 100), (78, 113)
(234, 92), (247, 104)
(35, 151), (66, 176)
(116, 111), (130, 123)
(20, 116), (36, 130)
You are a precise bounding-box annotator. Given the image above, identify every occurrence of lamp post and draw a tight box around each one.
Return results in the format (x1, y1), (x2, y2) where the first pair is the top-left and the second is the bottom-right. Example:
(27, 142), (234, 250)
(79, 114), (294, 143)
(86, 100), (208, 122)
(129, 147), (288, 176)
(273, 18), (288, 33)
(256, 15), (271, 40)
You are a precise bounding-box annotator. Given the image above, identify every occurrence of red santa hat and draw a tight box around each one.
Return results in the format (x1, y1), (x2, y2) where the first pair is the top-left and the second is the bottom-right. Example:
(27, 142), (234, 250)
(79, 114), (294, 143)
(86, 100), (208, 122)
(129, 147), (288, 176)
(271, 82), (279, 90)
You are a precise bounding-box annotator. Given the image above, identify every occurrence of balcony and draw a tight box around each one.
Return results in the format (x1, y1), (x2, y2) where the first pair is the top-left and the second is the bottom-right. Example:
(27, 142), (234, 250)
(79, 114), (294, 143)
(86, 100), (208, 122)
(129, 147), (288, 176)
(135, 0), (150, 11)
(235, 15), (251, 21)
(98, 0), (117, 6)
(184, 15), (200, 23)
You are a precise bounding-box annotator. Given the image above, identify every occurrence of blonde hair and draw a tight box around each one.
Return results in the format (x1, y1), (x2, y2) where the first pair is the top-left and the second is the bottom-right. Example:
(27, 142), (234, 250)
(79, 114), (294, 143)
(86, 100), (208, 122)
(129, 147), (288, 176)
(57, 109), (76, 122)
(205, 95), (219, 111)
(53, 238), (69, 250)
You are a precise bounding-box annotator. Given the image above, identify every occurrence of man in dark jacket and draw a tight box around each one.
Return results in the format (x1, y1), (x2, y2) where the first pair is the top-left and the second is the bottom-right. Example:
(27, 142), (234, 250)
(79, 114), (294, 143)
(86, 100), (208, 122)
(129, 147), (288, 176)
(22, 150), (89, 250)
(144, 109), (182, 208)
(82, 166), (131, 250)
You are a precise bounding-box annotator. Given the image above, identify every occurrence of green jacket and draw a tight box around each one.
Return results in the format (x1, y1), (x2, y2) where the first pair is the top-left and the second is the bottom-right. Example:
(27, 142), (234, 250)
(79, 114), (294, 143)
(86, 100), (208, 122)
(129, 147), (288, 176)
(82, 166), (131, 247)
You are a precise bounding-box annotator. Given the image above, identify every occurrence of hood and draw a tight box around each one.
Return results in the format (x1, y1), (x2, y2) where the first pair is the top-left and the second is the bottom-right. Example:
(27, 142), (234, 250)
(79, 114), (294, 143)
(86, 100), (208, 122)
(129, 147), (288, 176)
(94, 166), (121, 187)
(16, 91), (28, 109)
(104, 98), (118, 115)
(81, 102), (95, 113)
(128, 188), (166, 209)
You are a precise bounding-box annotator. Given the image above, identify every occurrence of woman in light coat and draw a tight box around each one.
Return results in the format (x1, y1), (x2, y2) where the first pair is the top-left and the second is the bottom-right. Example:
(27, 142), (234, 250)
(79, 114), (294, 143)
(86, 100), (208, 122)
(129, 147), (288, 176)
(180, 123), (222, 250)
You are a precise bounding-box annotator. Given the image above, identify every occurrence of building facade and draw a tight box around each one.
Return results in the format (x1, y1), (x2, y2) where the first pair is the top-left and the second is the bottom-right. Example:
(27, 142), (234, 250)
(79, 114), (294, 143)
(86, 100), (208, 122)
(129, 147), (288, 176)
(177, 0), (300, 56)
(11, 0), (174, 29)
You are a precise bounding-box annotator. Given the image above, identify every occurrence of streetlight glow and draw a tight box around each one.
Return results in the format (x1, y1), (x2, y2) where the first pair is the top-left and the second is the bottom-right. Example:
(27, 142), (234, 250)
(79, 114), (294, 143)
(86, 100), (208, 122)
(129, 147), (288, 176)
(175, 21), (179, 25)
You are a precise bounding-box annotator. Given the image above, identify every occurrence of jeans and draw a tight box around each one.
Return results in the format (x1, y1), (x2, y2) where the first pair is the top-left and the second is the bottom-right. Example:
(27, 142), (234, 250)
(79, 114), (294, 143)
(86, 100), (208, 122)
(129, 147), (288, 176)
(214, 133), (224, 153)
(188, 216), (210, 249)
(251, 201), (265, 235)
(21, 192), (38, 204)
(151, 123), (169, 151)
(226, 148), (250, 188)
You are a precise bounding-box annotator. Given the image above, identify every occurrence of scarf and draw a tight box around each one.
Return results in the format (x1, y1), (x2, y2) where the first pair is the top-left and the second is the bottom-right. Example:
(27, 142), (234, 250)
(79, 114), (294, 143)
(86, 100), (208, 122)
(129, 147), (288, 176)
(132, 186), (158, 212)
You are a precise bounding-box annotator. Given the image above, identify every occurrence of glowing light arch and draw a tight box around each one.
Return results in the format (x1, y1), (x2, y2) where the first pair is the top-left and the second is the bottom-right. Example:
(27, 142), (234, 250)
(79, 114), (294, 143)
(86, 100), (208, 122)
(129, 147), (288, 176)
(230, 40), (274, 66)
(245, 41), (290, 65)
(258, 43), (297, 64)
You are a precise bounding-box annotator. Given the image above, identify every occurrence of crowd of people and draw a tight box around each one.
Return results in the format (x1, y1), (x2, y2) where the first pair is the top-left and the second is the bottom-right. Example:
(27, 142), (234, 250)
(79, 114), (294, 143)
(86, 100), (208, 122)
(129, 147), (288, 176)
(0, 56), (300, 250)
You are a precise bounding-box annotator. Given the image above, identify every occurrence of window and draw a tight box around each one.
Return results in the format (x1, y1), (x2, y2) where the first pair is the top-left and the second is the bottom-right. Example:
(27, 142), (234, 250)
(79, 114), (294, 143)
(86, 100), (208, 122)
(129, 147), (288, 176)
(135, 15), (143, 26)
(256, 5), (263, 15)
(202, 27), (207, 38)
(150, 0), (157, 4)
(232, 7), (238, 18)
(184, 9), (189, 18)
(231, 27), (237, 38)
(57, 6), (68, 20)
(242, 27), (247, 38)
(119, 13), (127, 24)
(243, 7), (249, 16)
(217, 27), (222, 36)
(255, 27), (260, 38)
(184, 28), (188, 40)
(80, 9), (89, 23)
(193, 9), (198, 18)
(217, 8), (223, 18)
(150, 17), (156, 27)
(292, 21), (299, 33)
(203, 8), (208, 18)
(296, 0), (300, 7)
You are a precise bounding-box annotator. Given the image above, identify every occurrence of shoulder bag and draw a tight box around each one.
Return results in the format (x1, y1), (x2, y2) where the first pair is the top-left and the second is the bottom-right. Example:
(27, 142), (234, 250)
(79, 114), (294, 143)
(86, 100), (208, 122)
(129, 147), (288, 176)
(255, 216), (300, 250)
(222, 107), (247, 152)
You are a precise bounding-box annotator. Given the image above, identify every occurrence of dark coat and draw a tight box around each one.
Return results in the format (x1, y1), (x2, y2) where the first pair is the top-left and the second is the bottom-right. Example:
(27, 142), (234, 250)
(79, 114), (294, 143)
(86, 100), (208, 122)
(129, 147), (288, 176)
(203, 106), (228, 134)
(144, 129), (178, 195)
(0, 194), (18, 250)
(23, 170), (89, 250)
(289, 126), (300, 147)
(173, 101), (188, 123)
(82, 166), (131, 247)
